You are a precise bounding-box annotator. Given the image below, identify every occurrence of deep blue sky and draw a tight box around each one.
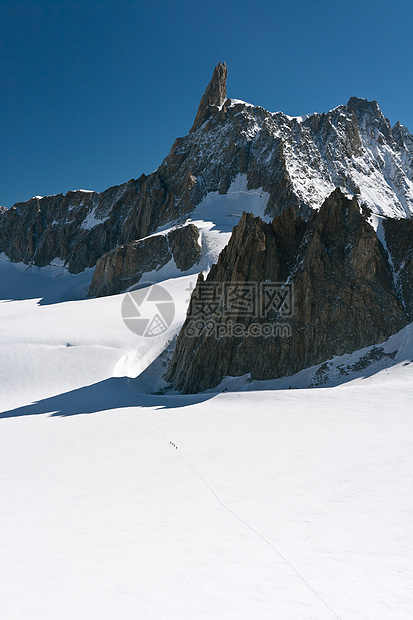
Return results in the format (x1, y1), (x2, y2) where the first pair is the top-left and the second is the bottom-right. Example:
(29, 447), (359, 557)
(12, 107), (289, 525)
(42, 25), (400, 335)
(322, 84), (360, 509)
(1, 0), (412, 208)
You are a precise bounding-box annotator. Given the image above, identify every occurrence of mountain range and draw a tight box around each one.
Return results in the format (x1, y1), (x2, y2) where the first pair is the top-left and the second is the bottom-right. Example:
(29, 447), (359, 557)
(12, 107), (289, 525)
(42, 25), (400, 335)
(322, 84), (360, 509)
(1, 62), (413, 392)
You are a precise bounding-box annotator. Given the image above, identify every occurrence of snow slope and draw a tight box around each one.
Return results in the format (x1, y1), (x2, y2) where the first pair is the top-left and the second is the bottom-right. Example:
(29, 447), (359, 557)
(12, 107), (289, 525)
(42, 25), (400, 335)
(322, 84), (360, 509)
(1, 260), (413, 619)
(132, 174), (271, 287)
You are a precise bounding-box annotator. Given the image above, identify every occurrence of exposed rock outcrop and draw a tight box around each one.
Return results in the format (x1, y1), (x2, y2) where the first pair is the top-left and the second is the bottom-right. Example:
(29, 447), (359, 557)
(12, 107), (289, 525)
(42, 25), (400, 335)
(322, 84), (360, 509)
(190, 62), (228, 133)
(168, 224), (202, 271)
(89, 235), (169, 298)
(166, 190), (410, 393)
(89, 223), (201, 297)
(0, 184), (142, 273)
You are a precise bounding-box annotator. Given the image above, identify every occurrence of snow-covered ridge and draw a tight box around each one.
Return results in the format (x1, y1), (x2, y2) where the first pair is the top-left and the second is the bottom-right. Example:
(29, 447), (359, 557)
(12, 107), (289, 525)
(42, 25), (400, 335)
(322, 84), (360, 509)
(221, 96), (413, 217)
(281, 112), (315, 123)
(228, 98), (255, 108)
(19, 96), (413, 225)
(1, 83), (413, 280)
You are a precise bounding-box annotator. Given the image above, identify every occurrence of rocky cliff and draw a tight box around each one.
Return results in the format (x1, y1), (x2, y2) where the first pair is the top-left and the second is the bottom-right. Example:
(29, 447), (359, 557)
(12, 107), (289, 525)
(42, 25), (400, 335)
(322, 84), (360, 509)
(383, 217), (413, 320)
(166, 190), (411, 393)
(89, 224), (201, 297)
(1, 63), (413, 296)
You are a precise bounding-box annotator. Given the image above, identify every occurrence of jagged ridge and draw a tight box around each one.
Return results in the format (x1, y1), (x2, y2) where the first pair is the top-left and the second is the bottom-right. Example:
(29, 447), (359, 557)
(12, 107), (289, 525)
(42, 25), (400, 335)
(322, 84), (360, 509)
(166, 190), (412, 393)
(1, 63), (412, 292)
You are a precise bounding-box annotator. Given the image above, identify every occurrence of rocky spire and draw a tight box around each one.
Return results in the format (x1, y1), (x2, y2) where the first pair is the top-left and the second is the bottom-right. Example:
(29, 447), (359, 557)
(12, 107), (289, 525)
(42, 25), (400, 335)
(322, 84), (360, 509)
(190, 62), (228, 133)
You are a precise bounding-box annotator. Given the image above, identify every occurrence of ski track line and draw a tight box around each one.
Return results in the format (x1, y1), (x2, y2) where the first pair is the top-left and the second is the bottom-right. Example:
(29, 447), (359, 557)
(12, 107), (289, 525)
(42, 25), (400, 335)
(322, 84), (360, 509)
(152, 410), (343, 620)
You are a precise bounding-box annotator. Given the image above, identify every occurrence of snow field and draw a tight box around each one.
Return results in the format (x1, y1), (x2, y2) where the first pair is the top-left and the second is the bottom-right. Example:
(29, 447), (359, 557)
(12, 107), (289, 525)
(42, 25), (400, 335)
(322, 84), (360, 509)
(1, 219), (412, 618)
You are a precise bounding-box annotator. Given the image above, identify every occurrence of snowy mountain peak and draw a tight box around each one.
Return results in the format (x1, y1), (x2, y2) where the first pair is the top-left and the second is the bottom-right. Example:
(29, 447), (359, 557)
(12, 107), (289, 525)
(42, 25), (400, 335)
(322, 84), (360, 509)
(1, 63), (413, 282)
(207, 90), (413, 218)
(347, 95), (381, 113)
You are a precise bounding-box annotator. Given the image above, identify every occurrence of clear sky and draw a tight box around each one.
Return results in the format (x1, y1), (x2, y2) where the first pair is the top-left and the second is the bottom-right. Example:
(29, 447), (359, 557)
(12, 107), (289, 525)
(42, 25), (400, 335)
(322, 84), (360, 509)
(1, 0), (412, 208)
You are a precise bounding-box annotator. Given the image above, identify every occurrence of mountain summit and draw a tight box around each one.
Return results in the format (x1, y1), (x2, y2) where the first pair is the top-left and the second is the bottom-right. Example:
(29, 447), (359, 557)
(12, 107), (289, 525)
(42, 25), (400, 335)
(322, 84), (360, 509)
(190, 62), (228, 133)
(1, 63), (413, 295)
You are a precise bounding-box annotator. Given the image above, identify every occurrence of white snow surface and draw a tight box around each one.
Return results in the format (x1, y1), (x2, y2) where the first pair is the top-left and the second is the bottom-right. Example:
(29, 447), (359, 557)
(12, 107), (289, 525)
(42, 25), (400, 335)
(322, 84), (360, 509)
(81, 208), (107, 231)
(187, 174), (269, 270)
(1, 256), (413, 619)
(229, 98), (255, 108)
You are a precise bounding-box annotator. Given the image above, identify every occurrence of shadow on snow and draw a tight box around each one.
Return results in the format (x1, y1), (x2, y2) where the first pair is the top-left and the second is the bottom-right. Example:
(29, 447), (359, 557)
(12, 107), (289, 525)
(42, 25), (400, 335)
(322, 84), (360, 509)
(0, 377), (215, 419)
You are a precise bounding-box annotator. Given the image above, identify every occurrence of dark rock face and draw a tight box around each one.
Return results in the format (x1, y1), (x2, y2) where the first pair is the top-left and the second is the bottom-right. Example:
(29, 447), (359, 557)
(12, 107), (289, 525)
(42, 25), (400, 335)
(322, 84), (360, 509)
(168, 224), (202, 271)
(89, 235), (170, 298)
(0, 183), (143, 273)
(166, 190), (410, 393)
(383, 217), (413, 320)
(89, 224), (201, 297)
